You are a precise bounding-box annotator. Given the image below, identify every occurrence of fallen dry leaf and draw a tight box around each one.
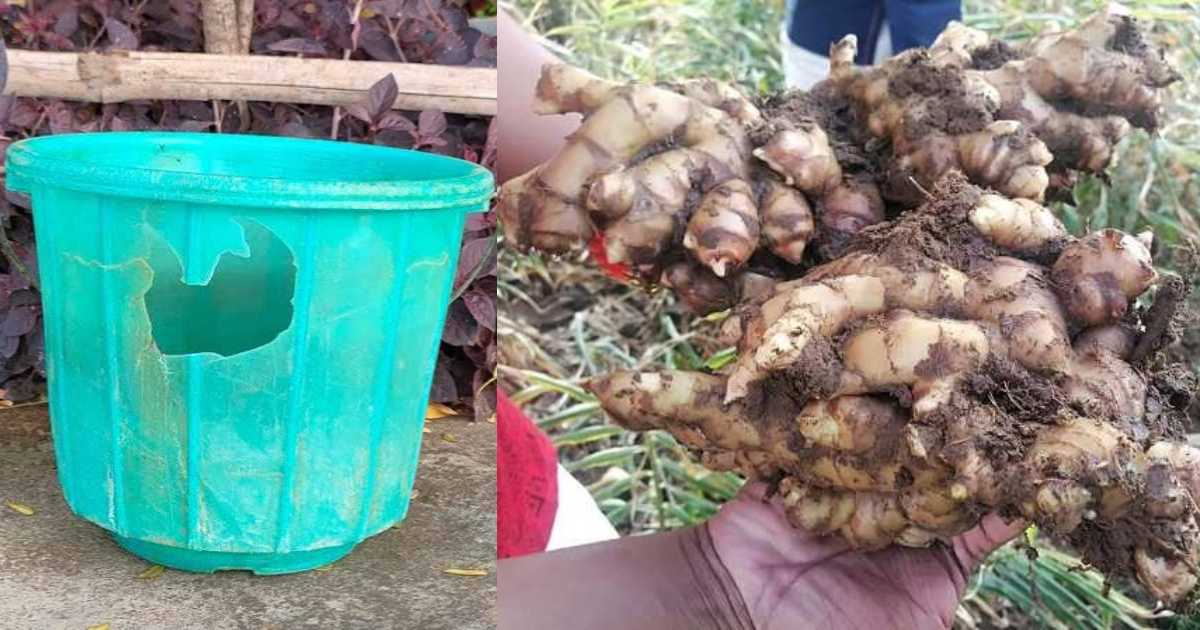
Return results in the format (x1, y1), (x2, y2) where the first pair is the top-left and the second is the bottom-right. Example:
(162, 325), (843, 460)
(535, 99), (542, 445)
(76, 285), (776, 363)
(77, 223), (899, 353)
(4, 501), (34, 515)
(136, 564), (165, 580)
(426, 403), (457, 419)
(443, 568), (489, 577)
(86, 624), (109, 630)
(441, 432), (458, 443)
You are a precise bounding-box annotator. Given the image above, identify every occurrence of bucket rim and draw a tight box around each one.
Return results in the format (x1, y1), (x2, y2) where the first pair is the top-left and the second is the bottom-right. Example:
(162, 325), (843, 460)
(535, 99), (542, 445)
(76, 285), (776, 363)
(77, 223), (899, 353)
(4, 131), (493, 211)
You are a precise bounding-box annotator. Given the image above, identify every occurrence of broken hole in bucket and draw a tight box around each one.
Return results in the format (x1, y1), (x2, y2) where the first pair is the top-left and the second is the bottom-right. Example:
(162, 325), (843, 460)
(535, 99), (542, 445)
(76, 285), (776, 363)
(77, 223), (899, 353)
(145, 220), (297, 357)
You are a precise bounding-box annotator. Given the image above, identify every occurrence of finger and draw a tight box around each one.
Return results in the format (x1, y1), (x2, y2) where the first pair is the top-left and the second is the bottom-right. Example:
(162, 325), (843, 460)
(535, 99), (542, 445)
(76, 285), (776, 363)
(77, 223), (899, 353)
(737, 480), (773, 503)
(709, 481), (852, 568)
(951, 513), (1027, 569)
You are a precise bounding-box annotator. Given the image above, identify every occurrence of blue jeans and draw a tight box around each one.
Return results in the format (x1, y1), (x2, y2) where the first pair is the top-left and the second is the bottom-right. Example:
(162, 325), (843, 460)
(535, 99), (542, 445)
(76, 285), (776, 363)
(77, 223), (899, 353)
(786, 0), (961, 64)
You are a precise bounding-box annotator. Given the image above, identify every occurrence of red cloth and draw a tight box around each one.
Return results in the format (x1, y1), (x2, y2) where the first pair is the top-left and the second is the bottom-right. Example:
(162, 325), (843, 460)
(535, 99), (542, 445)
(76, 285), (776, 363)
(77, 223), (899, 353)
(496, 389), (559, 559)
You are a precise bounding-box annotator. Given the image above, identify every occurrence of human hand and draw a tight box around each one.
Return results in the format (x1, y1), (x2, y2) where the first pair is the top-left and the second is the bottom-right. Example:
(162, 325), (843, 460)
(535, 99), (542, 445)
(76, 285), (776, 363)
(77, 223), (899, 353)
(707, 482), (1025, 630)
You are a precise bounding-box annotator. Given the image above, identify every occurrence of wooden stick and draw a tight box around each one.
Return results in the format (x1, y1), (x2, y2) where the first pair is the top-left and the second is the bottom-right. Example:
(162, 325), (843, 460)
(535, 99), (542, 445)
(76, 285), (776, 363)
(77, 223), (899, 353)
(202, 0), (242, 55)
(237, 0), (254, 52)
(202, 0), (250, 130)
(5, 49), (496, 116)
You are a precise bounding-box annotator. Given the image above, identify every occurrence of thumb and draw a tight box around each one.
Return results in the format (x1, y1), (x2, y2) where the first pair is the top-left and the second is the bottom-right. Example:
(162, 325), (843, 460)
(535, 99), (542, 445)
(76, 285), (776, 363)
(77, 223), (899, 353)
(952, 513), (1027, 570)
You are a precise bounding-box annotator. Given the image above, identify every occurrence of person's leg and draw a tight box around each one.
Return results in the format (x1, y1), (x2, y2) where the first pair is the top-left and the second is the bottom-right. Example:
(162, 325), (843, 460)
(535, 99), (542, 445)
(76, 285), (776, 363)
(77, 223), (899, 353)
(781, 0), (885, 88)
(545, 464), (619, 551)
(872, 21), (893, 64)
(780, 28), (832, 90)
(787, 0), (885, 64)
(883, 0), (962, 52)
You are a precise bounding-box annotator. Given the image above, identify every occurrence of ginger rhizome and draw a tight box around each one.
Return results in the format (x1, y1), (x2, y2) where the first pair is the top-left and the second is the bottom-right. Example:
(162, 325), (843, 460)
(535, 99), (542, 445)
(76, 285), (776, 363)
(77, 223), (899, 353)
(591, 175), (1198, 604)
(824, 5), (1177, 205)
(500, 2), (1199, 608)
(499, 5), (1177, 314)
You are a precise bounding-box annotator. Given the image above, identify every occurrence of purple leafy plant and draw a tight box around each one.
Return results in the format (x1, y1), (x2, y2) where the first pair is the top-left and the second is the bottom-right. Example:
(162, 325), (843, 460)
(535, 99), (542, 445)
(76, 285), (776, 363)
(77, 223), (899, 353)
(0, 0), (497, 415)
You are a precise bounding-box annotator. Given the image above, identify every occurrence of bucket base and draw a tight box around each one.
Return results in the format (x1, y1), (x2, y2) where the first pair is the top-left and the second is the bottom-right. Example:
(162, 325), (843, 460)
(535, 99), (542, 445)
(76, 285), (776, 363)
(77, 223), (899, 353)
(113, 534), (355, 575)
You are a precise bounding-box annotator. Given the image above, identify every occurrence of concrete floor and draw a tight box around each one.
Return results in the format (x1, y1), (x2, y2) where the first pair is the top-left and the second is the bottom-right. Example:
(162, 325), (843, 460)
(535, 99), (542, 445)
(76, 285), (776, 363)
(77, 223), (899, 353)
(0, 405), (496, 630)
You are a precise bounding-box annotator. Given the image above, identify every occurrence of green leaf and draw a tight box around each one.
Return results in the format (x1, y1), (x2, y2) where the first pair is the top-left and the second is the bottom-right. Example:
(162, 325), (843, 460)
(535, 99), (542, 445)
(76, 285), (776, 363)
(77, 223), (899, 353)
(565, 446), (642, 471)
(136, 564), (165, 580)
(703, 347), (737, 371)
(4, 501), (34, 516)
(551, 423), (624, 447)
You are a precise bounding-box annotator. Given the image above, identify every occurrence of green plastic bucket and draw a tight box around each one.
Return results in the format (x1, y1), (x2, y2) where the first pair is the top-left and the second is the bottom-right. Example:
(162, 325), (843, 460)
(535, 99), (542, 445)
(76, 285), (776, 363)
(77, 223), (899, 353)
(5, 132), (491, 573)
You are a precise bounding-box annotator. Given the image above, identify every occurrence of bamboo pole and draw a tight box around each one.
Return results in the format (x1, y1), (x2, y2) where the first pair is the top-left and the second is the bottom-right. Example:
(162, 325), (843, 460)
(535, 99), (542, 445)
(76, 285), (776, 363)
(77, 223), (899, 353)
(201, 0), (250, 130)
(202, 0), (242, 55)
(4, 49), (497, 116)
(237, 0), (254, 52)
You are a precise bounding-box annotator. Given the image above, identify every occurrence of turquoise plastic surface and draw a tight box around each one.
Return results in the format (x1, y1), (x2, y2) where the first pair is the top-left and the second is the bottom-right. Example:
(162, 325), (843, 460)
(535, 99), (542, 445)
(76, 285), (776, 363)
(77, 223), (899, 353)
(6, 132), (492, 573)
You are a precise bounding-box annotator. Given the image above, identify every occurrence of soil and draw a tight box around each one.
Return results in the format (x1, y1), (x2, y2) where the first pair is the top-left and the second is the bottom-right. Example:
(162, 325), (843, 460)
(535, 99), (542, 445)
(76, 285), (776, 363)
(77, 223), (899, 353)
(913, 354), (1065, 500)
(967, 355), (1068, 426)
(1144, 363), (1194, 442)
(1133, 272), (1188, 363)
(850, 173), (999, 271)
(1160, 245), (1200, 429)
(886, 51), (993, 138)
(1067, 519), (1143, 583)
(1110, 14), (1150, 57)
(969, 39), (1021, 71)
(770, 338), (844, 403)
